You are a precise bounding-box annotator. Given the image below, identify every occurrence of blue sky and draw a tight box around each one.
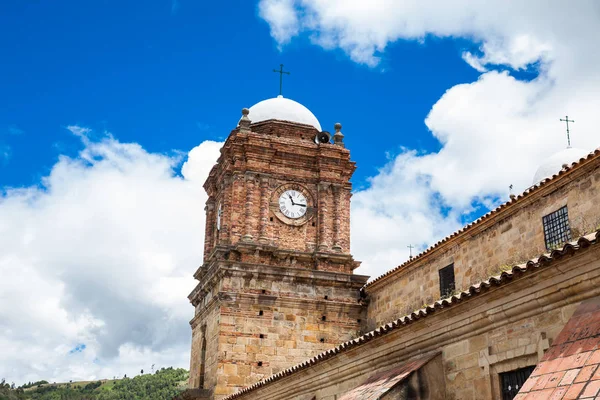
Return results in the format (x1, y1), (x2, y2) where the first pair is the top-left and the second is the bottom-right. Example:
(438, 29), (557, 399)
(2, 0), (600, 385)
(1, 0), (478, 189)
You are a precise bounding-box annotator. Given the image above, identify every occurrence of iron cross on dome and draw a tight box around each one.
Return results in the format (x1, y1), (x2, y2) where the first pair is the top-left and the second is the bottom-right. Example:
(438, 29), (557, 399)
(560, 115), (575, 148)
(273, 64), (290, 96)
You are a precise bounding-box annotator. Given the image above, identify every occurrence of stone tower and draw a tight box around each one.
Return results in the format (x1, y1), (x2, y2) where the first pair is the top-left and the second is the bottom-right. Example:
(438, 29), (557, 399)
(187, 96), (369, 399)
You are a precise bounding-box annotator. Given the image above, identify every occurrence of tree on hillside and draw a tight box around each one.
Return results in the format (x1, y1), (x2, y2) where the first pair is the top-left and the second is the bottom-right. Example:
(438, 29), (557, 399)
(7, 368), (189, 400)
(0, 379), (25, 400)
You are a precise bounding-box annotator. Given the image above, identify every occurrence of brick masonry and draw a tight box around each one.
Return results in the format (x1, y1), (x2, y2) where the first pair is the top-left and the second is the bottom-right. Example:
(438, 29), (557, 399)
(187, 117), (368, 399)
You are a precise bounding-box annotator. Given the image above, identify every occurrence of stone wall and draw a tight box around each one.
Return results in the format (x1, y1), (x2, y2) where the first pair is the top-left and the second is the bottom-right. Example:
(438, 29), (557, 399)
(190, 260), (367, 399)
(443, 302), (576, 399)
(188, 118), (365, 399)
(214, 295), (363, 397)
(224, 240), (600, 400)
(365, 156), (600, 329)
(190, 304), (220, 392)
(189, 118), (367, 399)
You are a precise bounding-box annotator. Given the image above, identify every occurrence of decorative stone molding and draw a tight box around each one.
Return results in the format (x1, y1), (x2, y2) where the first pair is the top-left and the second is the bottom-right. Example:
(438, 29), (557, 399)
(258, 176), (270, 243)
(204, 200), (216, 262)
(242, 173), (257, 242)
(332, 185), (342, 252)
(478, 332), (551, 375)
(318, 183), (331, 251)
(238, 108), (251, 132)
(333, 122), (344, 147)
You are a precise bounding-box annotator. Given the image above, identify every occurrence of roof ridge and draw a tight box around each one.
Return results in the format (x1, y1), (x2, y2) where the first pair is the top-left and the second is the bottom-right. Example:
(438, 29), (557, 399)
(365, 147), (600, 288)
(222, 230), (600, 400)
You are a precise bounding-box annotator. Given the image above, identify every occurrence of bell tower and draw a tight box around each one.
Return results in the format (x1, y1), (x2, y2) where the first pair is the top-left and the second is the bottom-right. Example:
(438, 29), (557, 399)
(187, 96), (369, 399)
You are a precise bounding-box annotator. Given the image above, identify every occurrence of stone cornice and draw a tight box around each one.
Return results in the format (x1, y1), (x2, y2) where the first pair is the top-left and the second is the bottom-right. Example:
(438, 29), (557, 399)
(192, 242), (362, 288)
(203, 124), (357, 191)
(189, 259), (369, 305)
(231, 241), (357, 263)
(189, 293), (220, 328)
(222, 291), (363, 310)
(250, 119), (320, 132)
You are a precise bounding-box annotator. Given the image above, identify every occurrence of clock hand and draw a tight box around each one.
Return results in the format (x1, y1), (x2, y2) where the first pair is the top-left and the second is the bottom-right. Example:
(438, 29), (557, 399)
(288, 194), (296, 206)
(296, 203), (306, 207)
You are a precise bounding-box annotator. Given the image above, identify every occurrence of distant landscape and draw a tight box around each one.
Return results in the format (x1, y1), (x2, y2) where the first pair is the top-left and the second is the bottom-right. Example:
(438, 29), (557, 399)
(0, 367), (188, 400)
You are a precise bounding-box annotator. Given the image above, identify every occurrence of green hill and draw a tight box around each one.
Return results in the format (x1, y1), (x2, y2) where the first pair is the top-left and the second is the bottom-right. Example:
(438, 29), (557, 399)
(1, 368), (188, 400)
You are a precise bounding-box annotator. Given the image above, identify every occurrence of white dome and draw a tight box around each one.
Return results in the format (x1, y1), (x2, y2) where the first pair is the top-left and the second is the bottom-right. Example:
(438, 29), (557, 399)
(247, 96), (321, 130)
(532, 147), (589, 184)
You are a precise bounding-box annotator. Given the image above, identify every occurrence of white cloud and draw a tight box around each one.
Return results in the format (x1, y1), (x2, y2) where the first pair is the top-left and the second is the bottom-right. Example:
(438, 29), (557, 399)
(257, 0), (572, 68)
(7, 125), (24, 136)
(171, 0), (180, 15)
(257, 0), (600, 277)
(5, 1), (600, 382)
(258, 0), (299, 47)
(0, 128), (222, 384)
(0, 144), (10, 162)
(351, 150), (462, 276)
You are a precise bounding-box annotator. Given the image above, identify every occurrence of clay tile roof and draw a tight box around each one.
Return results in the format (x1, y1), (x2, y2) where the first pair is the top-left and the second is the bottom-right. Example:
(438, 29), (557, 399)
(222, 231), (600, 400)
(336, 352), (439, 400)
(365, 147), (600, 289)
(516, 295), (600, 399)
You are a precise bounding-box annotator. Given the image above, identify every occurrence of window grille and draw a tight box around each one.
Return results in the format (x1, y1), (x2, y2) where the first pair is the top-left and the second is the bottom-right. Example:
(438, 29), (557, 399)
(439, 264), (455, 298)
(500, 366), (535, 400)
(542, 206), (571, 249)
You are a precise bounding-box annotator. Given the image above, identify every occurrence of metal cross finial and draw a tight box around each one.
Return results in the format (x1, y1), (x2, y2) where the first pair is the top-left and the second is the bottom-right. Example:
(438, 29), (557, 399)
(407, 244), (415, 259)
(560, 115), (575, 148)
(273, 64), (290, 96)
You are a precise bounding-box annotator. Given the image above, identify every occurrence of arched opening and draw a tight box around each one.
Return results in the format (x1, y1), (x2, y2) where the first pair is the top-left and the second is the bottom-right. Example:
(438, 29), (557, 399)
(199, 326), (207, 389)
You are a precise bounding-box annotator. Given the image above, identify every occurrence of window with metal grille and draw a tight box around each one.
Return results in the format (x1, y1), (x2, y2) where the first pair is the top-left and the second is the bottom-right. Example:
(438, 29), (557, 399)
(439, 264), (455, 298)
(542, 206), (571, 249)
(500, 366), (535, 400)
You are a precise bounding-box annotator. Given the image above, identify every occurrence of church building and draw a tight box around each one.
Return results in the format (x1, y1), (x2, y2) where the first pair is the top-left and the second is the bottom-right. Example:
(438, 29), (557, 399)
(177, 95), (600, 400)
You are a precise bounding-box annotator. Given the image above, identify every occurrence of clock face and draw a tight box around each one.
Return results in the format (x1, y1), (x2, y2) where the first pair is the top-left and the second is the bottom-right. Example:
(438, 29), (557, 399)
(278, 190), (307, 219)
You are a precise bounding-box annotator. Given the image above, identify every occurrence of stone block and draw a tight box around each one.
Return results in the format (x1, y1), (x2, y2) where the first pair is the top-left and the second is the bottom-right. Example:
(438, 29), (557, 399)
(455, 352), (479, 370)
(445, 340), (469, 359)
(223, 364), (237, 376)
